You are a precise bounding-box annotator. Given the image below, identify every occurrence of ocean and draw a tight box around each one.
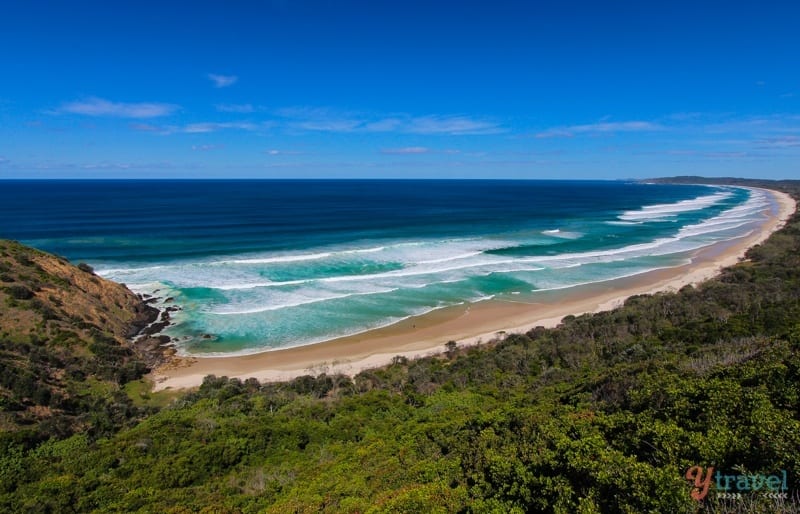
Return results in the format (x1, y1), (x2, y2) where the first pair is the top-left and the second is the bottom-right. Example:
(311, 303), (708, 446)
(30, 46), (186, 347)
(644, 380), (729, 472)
(0, 180), (772, 356)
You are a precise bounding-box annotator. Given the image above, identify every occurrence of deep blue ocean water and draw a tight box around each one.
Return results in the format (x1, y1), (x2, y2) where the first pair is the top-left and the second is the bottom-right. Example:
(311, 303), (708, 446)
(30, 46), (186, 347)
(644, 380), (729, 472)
(0, 180), (771, 355)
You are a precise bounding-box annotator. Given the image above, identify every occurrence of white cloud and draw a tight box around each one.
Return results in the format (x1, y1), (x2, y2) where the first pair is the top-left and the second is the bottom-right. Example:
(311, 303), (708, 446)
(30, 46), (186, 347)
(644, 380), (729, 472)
(192, 144), (223, 151)
(363, 118), (403, 132)
(129, 122), (162, 132)
(216, 103), (255, 113)
(702, 115), (800, 135)
(666, 149), (751, 159)
(664, 112), (705, 121)
(129, 121), (270, 135)
(294, 119), (363, 132)
(58, 97), (179, 118)
(277, 107), (504, 135)
(380, 146), (430, 154)
(28, 160), (177, 171)
(403, 116), (503, 135)
(81, 162), (133, 170)
(756, 136), (800, 148)
(536, 121), (663, 138)
(183, 121), (257, 133)
(208, 74), (238, 88)
(265, 149), (303, 156)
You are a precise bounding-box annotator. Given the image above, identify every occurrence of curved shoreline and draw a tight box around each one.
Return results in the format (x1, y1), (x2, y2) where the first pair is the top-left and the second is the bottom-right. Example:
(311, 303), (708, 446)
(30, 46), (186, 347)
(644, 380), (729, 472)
(150, 187), (796, 391)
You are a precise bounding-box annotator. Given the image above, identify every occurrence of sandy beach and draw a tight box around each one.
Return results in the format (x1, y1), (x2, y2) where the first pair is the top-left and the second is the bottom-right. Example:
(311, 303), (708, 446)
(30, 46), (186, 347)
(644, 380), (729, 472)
(150, 187), (796, 391)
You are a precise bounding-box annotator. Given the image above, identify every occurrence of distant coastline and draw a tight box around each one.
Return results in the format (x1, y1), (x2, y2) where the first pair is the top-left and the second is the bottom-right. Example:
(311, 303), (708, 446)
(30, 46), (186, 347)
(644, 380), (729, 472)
(150, 187), (796, 390)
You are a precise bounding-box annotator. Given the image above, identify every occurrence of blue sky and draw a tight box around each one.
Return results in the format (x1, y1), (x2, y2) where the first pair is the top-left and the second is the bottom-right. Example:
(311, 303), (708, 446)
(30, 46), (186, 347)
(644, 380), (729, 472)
(1, 0), (798, 179)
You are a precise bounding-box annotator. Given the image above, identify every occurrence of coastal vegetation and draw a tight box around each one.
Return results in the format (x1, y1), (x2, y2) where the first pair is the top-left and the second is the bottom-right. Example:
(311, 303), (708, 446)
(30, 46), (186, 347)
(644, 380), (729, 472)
(1, 179), (799, 512)
(0, 240), (159, 443)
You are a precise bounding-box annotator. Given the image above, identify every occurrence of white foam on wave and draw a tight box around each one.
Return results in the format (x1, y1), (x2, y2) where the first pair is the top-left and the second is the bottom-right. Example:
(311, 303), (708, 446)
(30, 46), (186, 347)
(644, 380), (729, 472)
(530, 259), (693, 293)
(183, 299), (476, 358)
(316, 256), (507, 284)
(124, 282), (164, 291)
(211, 287), (400, 315)
(220, 245), (389, 265)
(416, 251), (484, 264)
(215, 278), (308, 290)
(345, 246), (387, 254)
(674, 188), (768, 239)
(554, 263), (583, 269)
(619, 190), (733, 221)
(500, 188), (764, 269)
(542, 229), (583, 239)
(225, 252), (332, 265)
(605, 220), (643, 226)
(96, 265), (166, 276)
(97, 244), (394, 277)
(183, 315), (425, 358)
(676, 219), (754, 239)
(487, 265), (548, 275)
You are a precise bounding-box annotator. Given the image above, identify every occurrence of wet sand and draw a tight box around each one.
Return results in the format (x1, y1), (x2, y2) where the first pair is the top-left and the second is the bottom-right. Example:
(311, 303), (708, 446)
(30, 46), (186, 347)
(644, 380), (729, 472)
(150, 187), (796, 391)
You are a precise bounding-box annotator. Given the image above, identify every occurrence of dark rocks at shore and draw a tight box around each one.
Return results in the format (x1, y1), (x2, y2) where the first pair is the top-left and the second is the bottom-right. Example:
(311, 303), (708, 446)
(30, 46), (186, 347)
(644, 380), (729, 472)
(126, 289), (187, 367)
(125, 302), (160, 338)
(135, 335), (175, 367)
(135, 297), (177, 338)
(126, 292), (168, 365)
(141, 319), (170, 337)
(127, 289), (185, 367)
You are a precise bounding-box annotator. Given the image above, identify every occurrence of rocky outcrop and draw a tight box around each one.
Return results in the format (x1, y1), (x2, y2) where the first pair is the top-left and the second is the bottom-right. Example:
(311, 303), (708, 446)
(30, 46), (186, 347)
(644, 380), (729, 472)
(0, 239), (164, 434)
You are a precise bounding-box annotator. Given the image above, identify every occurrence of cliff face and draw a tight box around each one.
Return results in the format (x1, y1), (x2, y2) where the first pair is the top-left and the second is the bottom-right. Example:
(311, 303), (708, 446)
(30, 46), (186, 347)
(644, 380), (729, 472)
(0, 240), (159, 437)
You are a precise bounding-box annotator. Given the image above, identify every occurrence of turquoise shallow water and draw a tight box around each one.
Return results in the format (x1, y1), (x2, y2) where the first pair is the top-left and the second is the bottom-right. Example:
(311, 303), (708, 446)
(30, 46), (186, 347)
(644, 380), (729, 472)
(0, 180), (771, 355)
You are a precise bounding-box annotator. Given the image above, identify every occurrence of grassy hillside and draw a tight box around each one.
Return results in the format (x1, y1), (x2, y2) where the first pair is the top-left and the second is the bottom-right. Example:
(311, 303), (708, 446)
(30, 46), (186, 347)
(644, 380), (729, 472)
(1, 181), (799, 512)
(0, 240), (160, 442)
